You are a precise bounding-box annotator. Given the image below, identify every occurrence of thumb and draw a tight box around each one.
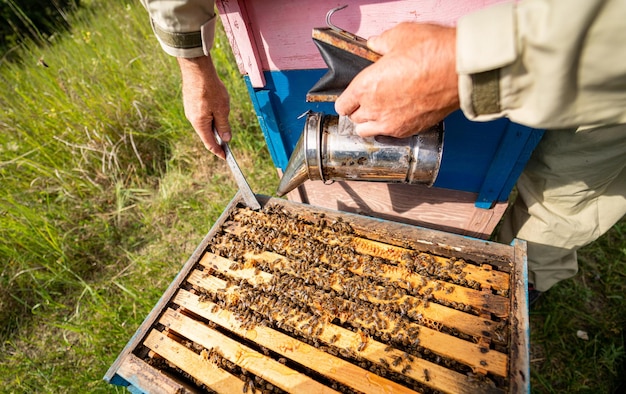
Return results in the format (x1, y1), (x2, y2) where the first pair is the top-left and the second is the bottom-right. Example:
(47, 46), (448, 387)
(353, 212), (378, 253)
(335, 85), (360, 116)
(366, 34), (387, 55)
(354, 120), (381, 138)
(213, 112), (232, 143)
(368, 22), (413, 55)
(367, 28), (395, 55)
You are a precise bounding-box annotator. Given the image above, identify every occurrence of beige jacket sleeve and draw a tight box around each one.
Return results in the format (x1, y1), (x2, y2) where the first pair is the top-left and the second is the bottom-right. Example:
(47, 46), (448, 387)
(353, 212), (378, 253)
(457, 0), (626, 129)
(140, 0), (217, 58)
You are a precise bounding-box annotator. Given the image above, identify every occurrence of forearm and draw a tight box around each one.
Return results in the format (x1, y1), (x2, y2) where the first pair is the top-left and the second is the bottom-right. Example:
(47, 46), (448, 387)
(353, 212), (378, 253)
(458, 0), (626, 128)
(140, 0), (217, 58)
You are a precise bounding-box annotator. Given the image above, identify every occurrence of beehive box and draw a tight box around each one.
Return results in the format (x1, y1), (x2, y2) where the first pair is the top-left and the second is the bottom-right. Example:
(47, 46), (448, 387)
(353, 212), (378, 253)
(105, 195), (529, 394)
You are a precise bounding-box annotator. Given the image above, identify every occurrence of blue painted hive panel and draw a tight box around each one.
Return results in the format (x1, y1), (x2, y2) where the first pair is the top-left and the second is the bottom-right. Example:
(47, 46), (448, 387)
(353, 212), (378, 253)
(246, 69), (543, 204)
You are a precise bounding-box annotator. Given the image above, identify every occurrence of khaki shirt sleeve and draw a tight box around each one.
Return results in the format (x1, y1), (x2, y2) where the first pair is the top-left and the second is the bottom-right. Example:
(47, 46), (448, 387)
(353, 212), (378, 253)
(140, 0), (217, 58)
(457, 0), (626, 129)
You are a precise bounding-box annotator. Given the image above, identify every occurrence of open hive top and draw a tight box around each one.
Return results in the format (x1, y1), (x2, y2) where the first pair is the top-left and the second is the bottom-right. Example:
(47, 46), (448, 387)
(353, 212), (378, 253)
(118, 198), (528, 394)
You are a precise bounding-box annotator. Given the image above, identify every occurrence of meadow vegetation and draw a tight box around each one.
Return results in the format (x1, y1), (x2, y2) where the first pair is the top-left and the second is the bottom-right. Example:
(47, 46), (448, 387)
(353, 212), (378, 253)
(0, 0), (623, 392)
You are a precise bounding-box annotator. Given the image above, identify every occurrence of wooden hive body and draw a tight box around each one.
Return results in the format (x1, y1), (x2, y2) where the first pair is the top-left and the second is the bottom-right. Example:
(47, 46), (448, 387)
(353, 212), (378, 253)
(215, 0), (544, 238)
(105, 196), (529, 393)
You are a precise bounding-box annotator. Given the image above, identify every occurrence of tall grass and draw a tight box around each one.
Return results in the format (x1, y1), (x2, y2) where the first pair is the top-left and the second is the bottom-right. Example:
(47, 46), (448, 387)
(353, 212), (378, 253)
(0, 0), (623, 393)
(1, 0), (174, 336)
(0, 0), (274, 391)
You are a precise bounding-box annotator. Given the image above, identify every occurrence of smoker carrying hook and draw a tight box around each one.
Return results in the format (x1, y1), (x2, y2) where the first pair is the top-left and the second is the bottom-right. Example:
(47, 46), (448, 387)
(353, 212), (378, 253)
(326, 5), (356, 39)
(307, 5), (381, 102)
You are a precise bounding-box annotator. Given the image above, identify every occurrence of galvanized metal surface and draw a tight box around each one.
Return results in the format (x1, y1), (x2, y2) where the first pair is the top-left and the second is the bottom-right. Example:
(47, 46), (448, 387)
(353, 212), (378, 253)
(277, 113), (443, 196)
(215, 129), (261, 210)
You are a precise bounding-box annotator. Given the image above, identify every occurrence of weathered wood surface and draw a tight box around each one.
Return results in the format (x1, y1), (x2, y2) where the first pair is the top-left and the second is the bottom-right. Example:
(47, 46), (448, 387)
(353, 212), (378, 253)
(231, 209), (511, 292)
(106, 197), (527, 394)
(509, 239), (531, 393)
(287, 181), (508, 240)
(173, 288), (504, 394)
(216, 0), (506, 85)
(267, 194), (514, 270)
(159, 308), (341, 394)
(143, 330), (246, 393)
(115, 353), (198, 394)
(190, 255), (509, 377)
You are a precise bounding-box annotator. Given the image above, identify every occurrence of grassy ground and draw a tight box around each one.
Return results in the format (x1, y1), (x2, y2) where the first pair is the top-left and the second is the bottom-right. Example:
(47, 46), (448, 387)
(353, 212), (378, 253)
(0, 1), (624, 393)
(529, 220), (626, 393)
(0, 1), (276, 392)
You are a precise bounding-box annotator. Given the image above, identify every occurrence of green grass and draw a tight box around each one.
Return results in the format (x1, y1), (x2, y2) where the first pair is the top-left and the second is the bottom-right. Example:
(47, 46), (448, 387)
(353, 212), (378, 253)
(529, 220), (626, 393)
(0, 1), (624, 393)
(0, 0), (275, 392)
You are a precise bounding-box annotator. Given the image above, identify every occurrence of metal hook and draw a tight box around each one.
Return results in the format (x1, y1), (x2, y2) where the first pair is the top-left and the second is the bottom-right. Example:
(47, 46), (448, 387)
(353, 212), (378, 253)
(297, 109), (313, 120)
(326, 5), (349, 34)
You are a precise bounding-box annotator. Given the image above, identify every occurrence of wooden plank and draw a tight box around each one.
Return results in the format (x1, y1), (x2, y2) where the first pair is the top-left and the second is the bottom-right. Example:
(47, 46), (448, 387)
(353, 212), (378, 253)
(159, 308), (341, 394)
(509, 239), (530, 393)
(475, 125), (536, 209)
(349, 237), (509, 292)
(172, 290), (422, 394)
(258, 196), (515, 271)
(143, 330), (246, 393)
(286, 181), (508, 239)
(496, 128), (544, 203)
(232, 208), (510, 292)
(219, 0), (506, 72)
(104, 195), (249, 384)
(186, 268), (508, 377)
(216, 0), (265, 87)
(115, 353), (198, 394)
(219, 222), (510, 317)
(249, 89), (290, 170)
(200, 251), (503, 342)
(174, 288), (504, 394)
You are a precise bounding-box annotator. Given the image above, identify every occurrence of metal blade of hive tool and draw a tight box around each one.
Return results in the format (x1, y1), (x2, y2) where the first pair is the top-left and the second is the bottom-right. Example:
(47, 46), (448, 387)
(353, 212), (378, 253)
(214, 129), (261, 210)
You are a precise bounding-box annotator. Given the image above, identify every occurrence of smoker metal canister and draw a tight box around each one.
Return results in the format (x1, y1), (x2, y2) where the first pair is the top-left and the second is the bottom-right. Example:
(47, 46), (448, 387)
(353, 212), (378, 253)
(276, 112), (443, 196)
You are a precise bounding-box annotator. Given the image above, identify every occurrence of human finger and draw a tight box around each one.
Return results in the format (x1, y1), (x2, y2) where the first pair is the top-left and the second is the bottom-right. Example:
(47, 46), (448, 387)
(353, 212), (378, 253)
(368, 22), (416, 55)
(353, 120), (382, 138)
(348, 107), (371, 124)
(334, 85), (361, 116)
(195, 119), (226, 160)
(213, 110), (232, 144)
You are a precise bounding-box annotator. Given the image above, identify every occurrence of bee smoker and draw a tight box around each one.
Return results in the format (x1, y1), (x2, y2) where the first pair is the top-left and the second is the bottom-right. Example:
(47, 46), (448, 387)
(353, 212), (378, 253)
(276, 112), (443, 196)
(276, 7), (443, 197)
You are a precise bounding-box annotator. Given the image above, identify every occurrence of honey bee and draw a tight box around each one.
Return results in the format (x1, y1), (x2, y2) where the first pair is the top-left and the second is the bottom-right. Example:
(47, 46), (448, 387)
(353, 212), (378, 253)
(402, 364), (412, 374)
(198, 294), (210, 303)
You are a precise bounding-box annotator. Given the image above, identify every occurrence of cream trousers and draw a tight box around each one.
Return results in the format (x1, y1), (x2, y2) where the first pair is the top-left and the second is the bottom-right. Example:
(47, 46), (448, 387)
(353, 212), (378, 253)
(498, 124), (626, 292)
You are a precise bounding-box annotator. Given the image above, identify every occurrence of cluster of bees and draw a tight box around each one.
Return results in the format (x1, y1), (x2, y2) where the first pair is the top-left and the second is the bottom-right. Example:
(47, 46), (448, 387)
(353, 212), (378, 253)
(148, 335), (285, 394)
(169, 204), (509, 393)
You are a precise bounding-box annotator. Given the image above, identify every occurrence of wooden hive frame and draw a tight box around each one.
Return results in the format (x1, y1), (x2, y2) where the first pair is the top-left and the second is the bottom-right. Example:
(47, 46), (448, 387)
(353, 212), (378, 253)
(105, 195), (529, 393)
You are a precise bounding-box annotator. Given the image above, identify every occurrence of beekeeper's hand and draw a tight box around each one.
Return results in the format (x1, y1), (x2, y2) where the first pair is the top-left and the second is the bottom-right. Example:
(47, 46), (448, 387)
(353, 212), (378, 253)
(335, 23), (459, 138)
(178, 55), (231, 159)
